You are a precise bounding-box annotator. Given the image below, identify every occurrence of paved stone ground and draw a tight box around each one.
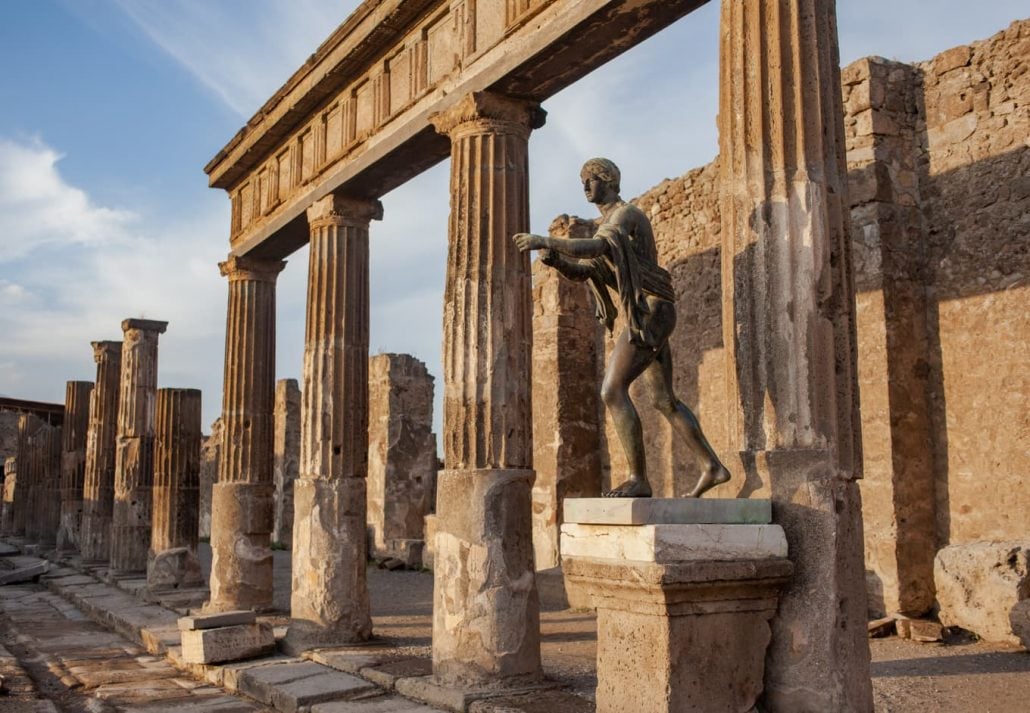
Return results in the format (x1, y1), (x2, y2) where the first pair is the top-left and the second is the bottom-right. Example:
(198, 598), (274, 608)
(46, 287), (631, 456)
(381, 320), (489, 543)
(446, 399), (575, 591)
(1, 544), (1027, 712)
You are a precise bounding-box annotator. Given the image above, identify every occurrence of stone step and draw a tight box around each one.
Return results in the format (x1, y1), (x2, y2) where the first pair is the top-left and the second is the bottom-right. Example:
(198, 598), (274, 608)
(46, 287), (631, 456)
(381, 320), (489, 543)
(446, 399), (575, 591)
(563, 498), (772, 525)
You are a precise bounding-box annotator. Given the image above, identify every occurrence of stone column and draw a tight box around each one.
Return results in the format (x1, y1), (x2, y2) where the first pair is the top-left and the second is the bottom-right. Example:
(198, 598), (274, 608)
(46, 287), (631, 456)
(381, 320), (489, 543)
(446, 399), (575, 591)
(718, 1), (871, 710)
(35, 425), (62, 548)
(11, 413), (43, 537)
(1, 457), (16, 535)
(148, 388), (203, 591)
(272, 379), (300, 547)
(109, 319), (168, 576)
(428, 91), (544, 686)
(286, 193), (380, 650)
(367, 353), (437, 568)
(23, 426), (46, 543)
(58, 380), (93, 552)
(81, 341), (123, 563)
(208, 255), (285, 612)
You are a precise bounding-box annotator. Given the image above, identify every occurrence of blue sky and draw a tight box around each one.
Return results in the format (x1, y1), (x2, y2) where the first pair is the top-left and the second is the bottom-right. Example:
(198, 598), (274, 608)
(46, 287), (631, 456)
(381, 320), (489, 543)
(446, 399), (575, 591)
(1, 1), (1025, 433)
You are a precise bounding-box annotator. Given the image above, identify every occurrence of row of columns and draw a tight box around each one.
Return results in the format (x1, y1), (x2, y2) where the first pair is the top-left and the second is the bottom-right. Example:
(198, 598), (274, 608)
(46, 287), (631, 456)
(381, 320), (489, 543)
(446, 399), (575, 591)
(2, 321), (205, 594)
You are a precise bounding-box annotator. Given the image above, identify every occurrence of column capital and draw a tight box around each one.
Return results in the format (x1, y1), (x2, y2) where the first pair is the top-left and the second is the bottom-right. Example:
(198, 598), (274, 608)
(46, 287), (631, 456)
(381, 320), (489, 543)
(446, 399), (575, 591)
(219, 254), (287, 283)
(306, 194), (383, 230)
(91, 341), (122, 363)
(121, 318), (168, 335)
(429, 91), (546, 140)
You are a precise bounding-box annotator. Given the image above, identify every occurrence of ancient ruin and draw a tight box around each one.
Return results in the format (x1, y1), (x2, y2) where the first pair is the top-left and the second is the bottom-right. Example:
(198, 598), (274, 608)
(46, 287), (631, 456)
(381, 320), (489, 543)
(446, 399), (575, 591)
(57, 380), (93, 553)
(80, 341), (123, 563)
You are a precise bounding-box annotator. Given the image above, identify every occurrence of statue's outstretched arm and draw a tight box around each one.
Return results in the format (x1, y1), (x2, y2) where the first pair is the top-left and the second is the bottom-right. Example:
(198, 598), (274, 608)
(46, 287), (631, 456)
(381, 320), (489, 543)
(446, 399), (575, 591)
(513, 233), (607, 258)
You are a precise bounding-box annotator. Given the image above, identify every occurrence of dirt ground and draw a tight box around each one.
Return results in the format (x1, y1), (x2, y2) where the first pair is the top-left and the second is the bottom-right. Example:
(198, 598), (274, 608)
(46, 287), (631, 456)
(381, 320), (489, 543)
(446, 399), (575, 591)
(195, 545), (1030, 712)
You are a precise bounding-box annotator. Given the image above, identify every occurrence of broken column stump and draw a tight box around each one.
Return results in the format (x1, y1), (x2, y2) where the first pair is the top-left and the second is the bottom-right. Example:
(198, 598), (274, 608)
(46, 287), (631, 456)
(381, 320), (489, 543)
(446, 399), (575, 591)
(179, 610), (273, 664)
(562, 498), (792, 713)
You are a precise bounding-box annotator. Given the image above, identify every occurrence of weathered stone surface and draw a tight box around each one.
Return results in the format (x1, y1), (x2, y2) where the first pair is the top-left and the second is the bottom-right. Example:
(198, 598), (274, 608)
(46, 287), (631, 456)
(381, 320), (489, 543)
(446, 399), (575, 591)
(935, 541), (1030, 646)
(0, 456), (15, 534)
(179, 610), (256, 631)
(432, 469), (540, 686)
(57, 380), (92, 553)
(560, 523), (788, 563)
(12, 413), (44, 538)
(209, 256), (285, 613)
(0, 560), (49, 584)
(110, 318), (168, 575)
(564, 555), (792, 713)
(181, 622), (275, 665)
(530, 250), (603, 570)
(198, 417), (222, 541)
(429, 91), (543, 687)
(272, 378), (300, 547)
(286, 194), (379, 650)
(27, 424), (61, 547)
(563, 497), (771, 525)
(148, 388), (203, 592)
(367, 353), (436, 568)
(81, 341), (122, 563)
(312, 697), (439, 713)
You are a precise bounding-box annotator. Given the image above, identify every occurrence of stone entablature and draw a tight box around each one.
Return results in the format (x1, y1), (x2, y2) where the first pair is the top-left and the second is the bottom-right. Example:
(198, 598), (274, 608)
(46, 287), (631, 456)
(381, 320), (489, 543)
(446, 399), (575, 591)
(205, 0), (707, 257)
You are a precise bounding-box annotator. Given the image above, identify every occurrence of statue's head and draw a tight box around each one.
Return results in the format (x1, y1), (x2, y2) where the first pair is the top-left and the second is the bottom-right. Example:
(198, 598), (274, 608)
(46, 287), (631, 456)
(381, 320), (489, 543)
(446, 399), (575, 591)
(580, 157), (621, 204)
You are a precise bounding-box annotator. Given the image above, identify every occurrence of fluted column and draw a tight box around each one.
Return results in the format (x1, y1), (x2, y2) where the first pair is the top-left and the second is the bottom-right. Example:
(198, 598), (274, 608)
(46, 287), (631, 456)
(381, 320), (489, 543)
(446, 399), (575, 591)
(81, 341), (123, 563)
(718, 1), (870, 710)
(58, 380), (93, 552)
(148, 388), (203, 591)
(11, 414), (43, 537)
(428, 91), (544, 686)
(32, 425), (62, 547)
(208, 255), (285, 612)
(285, 194), (381, 651)
(109, 319), (168, 576)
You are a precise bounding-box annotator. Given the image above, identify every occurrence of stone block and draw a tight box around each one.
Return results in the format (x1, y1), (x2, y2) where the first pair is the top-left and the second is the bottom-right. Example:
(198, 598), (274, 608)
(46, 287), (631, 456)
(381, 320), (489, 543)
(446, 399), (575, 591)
(179, 610), (256, 631)
(312, 695), (440, 712)
(935, 541), (1030, 646)
(563, 497), (772, 525)
(269, 670), (377, 712)
(181, 622), (274, 664)
(561, 523), (787, 562)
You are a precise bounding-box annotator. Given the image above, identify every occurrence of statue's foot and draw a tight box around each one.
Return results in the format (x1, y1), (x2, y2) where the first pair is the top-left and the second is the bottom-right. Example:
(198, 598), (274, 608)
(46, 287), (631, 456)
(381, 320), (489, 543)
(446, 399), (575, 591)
(686, 464), (731, 498)
(603, 477), (652, 498)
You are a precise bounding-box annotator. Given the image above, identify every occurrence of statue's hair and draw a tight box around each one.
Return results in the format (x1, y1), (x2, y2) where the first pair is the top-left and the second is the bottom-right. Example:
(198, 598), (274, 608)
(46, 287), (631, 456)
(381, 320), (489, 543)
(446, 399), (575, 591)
(581, 157), (621, 194)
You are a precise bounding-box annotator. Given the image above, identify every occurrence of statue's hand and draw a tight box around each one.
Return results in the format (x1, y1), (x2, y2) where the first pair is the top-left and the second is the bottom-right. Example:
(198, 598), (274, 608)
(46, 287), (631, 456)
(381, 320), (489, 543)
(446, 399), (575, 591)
(513, 233), (545, 252)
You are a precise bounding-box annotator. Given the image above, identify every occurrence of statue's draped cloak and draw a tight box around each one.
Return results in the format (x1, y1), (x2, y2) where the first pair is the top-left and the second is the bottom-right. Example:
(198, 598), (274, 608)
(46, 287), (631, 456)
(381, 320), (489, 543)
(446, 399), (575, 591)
(585, 204), (675, 349)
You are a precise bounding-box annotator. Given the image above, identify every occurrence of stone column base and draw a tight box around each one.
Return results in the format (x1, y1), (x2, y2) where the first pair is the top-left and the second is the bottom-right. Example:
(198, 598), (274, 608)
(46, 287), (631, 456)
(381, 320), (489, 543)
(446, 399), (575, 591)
(285, 477), (371, 652)
(432, 468), (541, 687)
(207, 481), (274, 612)
(564, 556), (793, 713)
(79, 512), (111, 564)
(147, 546), (204, 592)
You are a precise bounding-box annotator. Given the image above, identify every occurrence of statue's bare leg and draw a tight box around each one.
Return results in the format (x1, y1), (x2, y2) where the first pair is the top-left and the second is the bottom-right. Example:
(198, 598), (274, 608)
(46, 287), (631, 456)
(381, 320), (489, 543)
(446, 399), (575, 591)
(642, 345), (731, 497)
(600, 328), (660, 497)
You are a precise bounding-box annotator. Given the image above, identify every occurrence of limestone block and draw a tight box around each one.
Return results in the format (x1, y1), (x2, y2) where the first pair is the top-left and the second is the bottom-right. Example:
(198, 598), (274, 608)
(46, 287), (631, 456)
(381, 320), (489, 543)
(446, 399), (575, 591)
(935, 541), (1030, 646)
(561, 523), (787, 563)
(563, 497), (772, 525)
(180, 622), (274, 664)
(179, 610), (256, 630)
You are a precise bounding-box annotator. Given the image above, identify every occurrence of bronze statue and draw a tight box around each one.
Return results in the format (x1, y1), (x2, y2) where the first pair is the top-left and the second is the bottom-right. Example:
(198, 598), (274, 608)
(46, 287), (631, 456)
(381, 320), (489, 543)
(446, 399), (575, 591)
(514, 158), (731, 498)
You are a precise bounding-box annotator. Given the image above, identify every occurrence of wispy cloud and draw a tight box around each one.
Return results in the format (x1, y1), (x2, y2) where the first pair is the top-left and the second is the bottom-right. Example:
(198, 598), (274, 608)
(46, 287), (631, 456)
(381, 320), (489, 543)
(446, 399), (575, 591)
(111, 0), (361, 117)
(0, 137), (136, 262)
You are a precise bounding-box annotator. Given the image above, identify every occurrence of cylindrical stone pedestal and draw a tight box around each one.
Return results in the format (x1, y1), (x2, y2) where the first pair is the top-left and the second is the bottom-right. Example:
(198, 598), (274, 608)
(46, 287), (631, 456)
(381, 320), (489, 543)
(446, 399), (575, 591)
(81, 341), (123, 563)
(110, 319), (168, 576)
(286, 194), (380, 651)
(208, 255), (285, 612)
(564, 555), (793, 713)
(58, 380), (93, 553)
(148, 388), (204, 591)
(432, 469), (539, 684)
(428, 91), (544, 686)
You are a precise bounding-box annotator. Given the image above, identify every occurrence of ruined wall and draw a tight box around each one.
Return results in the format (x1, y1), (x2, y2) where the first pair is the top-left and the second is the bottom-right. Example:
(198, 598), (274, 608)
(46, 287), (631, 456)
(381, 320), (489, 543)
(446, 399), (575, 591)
(916, 21), (1030, 546)
(0, 411), (20, 462)
(198, 418), (222, 540)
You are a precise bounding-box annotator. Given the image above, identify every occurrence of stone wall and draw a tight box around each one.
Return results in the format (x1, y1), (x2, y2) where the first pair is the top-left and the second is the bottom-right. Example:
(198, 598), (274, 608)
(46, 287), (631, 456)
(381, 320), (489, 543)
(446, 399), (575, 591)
(534, 20), (1028, 617)
(0, 411), (20, 462)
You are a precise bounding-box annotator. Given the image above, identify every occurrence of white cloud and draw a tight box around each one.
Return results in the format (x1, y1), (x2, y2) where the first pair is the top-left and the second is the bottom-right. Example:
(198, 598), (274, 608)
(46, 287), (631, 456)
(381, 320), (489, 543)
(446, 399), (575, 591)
(111, 0), (362, 118)
(0, 137), (136, 262)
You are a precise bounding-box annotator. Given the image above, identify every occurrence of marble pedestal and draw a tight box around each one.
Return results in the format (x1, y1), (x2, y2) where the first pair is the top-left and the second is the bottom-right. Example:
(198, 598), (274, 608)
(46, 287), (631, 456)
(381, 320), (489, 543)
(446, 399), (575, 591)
(561, 498), (792, 713)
